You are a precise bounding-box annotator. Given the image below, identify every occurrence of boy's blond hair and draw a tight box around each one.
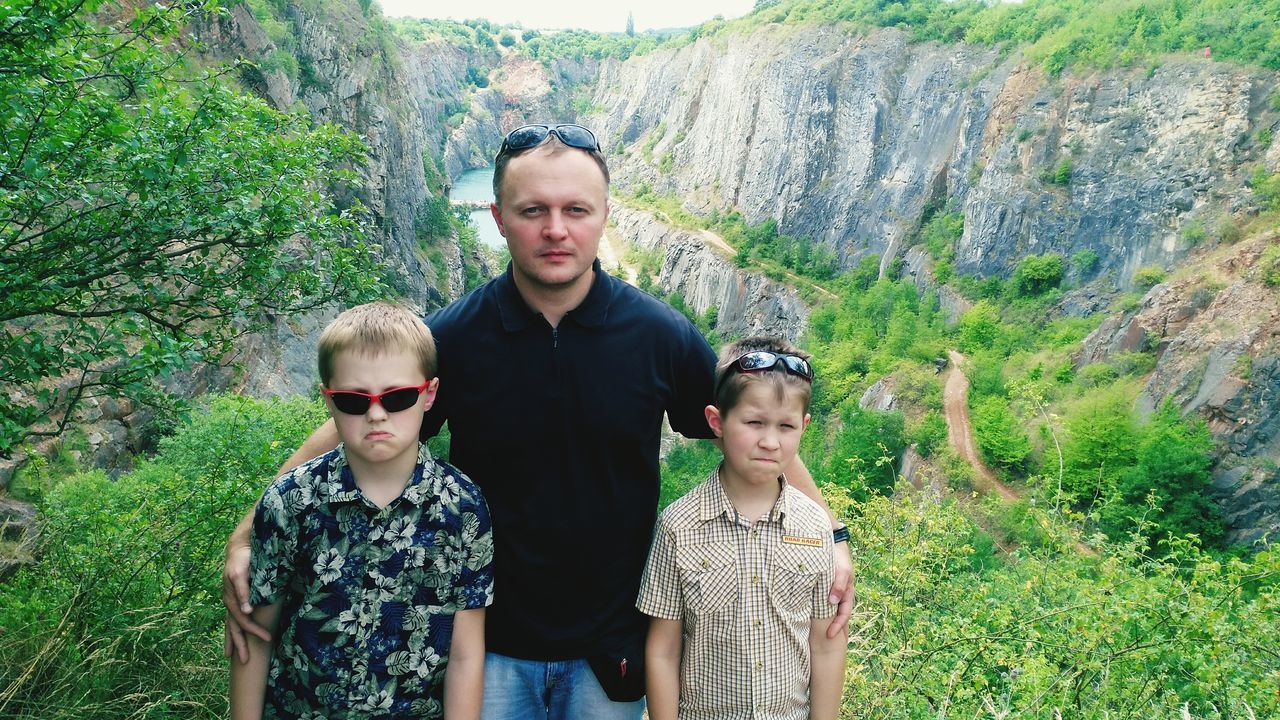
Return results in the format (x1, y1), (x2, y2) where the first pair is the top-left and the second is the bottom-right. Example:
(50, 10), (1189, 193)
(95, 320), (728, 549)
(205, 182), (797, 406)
(317, 302), (436, 385)
(714, 336), (813, 416)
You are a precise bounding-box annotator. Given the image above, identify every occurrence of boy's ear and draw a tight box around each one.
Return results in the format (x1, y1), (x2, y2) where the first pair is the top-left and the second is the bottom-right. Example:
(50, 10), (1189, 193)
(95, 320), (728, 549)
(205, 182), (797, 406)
(803, 413), (810, 430)
(704, 404), (723, 438)
(420, 377), (440, 411)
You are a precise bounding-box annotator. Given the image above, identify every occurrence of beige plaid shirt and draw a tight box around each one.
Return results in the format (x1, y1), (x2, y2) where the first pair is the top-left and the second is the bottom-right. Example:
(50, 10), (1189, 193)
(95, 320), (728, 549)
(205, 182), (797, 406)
(637, 468), (837, 720)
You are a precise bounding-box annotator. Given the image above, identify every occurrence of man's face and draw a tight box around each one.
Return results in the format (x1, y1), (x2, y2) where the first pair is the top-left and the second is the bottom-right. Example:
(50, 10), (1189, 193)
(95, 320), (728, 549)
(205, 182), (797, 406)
(491, 146), (608, 298)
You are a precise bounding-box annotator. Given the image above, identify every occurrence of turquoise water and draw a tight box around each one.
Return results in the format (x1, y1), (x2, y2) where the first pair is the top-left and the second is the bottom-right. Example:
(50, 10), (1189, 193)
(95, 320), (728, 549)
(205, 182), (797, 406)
(450, 166), (505, 250)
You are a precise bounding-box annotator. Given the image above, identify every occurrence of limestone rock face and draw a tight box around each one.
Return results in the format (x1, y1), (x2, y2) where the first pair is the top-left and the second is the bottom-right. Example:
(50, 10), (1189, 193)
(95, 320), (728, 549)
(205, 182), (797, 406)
(586, 26), (1277, 290)
(610, 207), (809, 342)
(1077, 235), (1280, 547)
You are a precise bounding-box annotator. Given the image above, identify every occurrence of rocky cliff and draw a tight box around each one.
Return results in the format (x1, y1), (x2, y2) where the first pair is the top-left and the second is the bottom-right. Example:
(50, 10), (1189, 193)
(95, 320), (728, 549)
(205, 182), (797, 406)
(585, 26), (1279, 286)
(610, 207), (810, 341)
(1077, 234), (1280, 546)
(573, 23), (1279, 543)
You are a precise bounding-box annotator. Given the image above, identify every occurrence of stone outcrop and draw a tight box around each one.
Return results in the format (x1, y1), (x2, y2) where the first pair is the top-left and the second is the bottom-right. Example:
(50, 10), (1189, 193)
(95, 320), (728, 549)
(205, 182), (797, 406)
(1077, 234), (1280, 546)
(610, 207), (809, 342)
(586, 26), (1279, 289)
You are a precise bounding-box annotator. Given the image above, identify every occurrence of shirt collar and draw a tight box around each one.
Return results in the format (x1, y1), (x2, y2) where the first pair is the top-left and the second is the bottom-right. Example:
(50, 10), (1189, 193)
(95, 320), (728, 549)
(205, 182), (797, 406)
(325, 443), (436, 508)
(696, 465), (795, 528)
(495, 258), (611, 332)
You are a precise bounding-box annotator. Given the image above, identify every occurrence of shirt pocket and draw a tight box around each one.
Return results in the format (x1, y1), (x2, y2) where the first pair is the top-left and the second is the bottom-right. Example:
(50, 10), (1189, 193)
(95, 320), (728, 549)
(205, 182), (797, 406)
(770, 542), (827, 615)
(675, 542), (738, 615)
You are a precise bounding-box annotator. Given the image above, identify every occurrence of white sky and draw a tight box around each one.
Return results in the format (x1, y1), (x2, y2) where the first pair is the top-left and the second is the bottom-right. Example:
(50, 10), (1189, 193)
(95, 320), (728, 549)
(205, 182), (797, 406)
(374, 0), (756, 33)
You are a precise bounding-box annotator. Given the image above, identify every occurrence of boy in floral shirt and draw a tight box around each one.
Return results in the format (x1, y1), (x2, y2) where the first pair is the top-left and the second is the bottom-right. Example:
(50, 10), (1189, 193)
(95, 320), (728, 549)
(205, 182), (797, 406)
(230, 302), (494, 719)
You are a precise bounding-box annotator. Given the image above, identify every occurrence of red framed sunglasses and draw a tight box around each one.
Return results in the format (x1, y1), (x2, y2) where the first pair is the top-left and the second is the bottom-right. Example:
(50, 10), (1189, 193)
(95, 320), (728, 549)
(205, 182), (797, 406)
(322, 381), (433, 415)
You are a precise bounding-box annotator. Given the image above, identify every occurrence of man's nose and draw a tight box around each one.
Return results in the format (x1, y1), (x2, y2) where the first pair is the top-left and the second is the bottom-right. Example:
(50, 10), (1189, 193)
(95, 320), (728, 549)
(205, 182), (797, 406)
(543, 210), (569, 239)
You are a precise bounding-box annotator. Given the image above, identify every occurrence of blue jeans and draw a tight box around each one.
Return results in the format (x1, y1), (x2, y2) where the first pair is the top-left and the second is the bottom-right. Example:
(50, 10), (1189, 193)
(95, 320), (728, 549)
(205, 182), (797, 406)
(481, 652), (645, 720)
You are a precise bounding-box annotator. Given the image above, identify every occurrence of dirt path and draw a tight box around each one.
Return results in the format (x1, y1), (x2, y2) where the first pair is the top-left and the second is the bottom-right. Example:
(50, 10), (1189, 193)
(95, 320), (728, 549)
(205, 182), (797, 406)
(598, 227), (637, 285)
(697, 228), (838, 301)
(943, 350), (1018, 502)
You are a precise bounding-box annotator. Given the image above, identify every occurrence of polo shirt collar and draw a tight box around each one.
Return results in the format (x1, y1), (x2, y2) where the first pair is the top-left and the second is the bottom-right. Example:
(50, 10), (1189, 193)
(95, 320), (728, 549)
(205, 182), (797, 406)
(495, 258), (611, 332)
(326, 443), (437, 508)
(697, 465), (796, 528)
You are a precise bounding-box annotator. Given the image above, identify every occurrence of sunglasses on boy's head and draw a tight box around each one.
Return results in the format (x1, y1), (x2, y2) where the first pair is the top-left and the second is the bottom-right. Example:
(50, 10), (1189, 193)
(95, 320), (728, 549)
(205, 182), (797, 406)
(715, 351), (815, 393)
(322, 382), (433, 415)
(498, 124), (601, 156)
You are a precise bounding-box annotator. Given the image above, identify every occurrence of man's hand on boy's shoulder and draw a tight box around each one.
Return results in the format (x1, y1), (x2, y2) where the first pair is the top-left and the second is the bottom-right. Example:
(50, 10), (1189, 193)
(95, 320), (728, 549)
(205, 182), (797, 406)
(223, 518), (271, 663)
(825, 542), (855, 640)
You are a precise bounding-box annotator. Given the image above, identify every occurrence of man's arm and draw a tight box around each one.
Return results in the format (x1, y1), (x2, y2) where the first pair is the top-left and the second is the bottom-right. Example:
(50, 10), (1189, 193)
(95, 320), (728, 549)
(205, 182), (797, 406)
(228, 601), (282, 720)
(807, 619), (847, 720)
(444, 608), (485, 720)
(223, 418), (340, 662)
(784, 455), (855, 639)
(645, 617), (682, 720)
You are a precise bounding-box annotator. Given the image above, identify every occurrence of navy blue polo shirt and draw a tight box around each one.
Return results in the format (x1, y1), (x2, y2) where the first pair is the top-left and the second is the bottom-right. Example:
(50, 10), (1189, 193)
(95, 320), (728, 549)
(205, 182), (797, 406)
(421, 260), (717, 660)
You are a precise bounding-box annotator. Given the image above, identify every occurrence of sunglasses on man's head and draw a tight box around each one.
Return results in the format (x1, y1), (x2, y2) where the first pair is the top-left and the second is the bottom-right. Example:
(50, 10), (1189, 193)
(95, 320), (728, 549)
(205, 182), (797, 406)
(716, 351), (815, 393)
(322, 382), (433, 415)
(498, 124), (600, 156)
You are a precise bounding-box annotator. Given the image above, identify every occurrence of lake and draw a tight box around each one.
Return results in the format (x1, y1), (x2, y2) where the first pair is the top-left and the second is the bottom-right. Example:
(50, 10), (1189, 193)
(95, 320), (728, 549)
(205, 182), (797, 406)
(450, 166), (505, 250)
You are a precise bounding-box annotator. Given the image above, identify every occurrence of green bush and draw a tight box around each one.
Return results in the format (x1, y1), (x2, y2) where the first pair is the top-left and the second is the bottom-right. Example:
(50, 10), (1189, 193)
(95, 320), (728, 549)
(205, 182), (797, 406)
(1011, 253), (1064, 297)
(0, 394), (326, 717)
(1132, 264), (1166, 290)
(971, 395), (1031, 469)
(1071, 248), (1100, 274)
(1260, 243), (1280, 286)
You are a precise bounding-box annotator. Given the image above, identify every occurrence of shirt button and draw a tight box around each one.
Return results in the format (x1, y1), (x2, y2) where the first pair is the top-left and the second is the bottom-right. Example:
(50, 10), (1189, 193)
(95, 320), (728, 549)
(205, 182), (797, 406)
(751, 574), (760, 584)
(799, 563), (807, 572)
(754, 661), (763, 671)
(701, 559), (709, 569)
(752, 618), (762, 628)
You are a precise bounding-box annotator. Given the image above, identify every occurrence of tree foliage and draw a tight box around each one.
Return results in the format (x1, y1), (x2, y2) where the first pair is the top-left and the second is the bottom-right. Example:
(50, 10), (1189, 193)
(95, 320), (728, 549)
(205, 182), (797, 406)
(0, 0), (380, 454)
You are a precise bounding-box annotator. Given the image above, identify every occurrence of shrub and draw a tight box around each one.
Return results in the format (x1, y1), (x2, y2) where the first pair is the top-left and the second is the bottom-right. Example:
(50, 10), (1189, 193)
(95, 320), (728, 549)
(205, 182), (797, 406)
(1132, 265), (1166, 290)
(1011, 253), (1064, 297)
(1180, 219), (1207, 246)
(1071, 248), (1100, 274)
(0, 394), (326, 717)
(971, 395), (1031, 469)
(1260, 243), (1280, 287)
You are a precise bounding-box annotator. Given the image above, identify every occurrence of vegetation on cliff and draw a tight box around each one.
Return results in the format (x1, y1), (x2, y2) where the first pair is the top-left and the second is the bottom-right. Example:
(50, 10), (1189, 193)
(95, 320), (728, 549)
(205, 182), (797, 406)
(741, 0), (1280, 73)
(0, 0), (382, 456)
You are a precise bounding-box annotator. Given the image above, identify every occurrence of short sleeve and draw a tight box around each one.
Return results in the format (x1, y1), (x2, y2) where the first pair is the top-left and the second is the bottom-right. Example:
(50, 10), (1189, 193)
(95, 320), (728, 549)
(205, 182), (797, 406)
(452, 482), (495, 610)
(636, 515), (683, 620)
(248, 472), (306, 607)
(665, 319), (717, 440)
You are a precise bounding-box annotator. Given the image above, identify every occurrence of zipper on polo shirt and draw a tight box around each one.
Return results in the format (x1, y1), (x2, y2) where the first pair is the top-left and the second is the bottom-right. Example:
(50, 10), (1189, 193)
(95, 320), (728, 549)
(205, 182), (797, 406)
(551, 326), (558, 349)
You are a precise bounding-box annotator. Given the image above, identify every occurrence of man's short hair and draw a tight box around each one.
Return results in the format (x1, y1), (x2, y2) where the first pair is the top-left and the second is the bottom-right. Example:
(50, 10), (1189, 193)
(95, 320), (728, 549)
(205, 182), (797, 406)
(714, 336), (813, 416)
(317, 302), (437, 386)
(492, 133), (610, 207)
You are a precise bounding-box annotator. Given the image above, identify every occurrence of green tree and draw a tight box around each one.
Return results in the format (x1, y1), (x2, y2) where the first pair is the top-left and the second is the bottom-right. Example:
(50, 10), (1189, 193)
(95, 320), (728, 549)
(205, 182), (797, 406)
(971, 396), (1031, 469)
(1011, 253), (1065, 297)
(1100, 401), (1222, 546)
(0, 0), (379, 455)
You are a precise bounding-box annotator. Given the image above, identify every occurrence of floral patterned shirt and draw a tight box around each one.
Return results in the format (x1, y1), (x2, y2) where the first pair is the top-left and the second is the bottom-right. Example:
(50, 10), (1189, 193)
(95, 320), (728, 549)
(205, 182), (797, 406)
(249, 442), (494, 719)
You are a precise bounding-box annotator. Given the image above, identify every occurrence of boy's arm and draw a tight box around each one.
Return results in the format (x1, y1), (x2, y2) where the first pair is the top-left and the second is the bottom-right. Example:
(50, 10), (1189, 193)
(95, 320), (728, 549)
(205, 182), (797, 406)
(228, 602), (282, 720)
(785, 455), (855, 639)
(807, 619), (847, 720)
(223, 418), (340, 662)
(444, 608), (485, 720)
(645, 617), (683, 720)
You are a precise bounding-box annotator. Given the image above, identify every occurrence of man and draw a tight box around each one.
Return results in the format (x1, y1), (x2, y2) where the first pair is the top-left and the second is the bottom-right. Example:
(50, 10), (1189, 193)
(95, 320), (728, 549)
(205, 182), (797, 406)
(223, 124), (853, 720)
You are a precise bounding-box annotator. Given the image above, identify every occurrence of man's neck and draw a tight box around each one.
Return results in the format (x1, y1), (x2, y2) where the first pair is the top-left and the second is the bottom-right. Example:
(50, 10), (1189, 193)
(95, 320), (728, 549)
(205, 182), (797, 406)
(512, 267), (595, 328)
